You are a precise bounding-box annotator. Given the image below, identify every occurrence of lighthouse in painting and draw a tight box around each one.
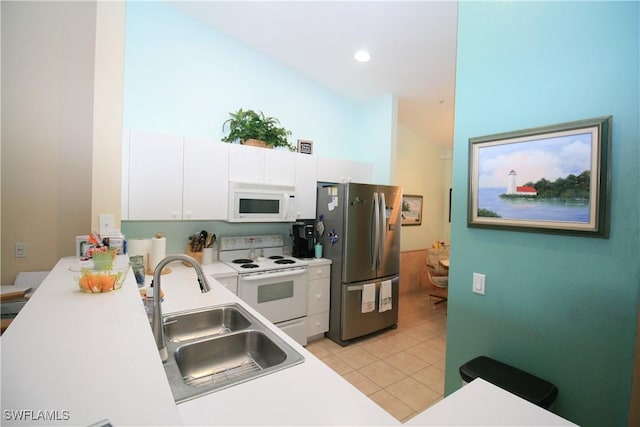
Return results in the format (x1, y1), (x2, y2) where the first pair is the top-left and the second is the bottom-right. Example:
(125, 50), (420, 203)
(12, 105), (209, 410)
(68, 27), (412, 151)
(507, 170), (517, 194)
(504, 169), (537, 196)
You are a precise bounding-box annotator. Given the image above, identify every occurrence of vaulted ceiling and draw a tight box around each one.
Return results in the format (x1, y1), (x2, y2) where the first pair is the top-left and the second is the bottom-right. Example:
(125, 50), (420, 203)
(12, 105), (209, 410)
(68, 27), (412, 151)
(169, 1), (458, 148)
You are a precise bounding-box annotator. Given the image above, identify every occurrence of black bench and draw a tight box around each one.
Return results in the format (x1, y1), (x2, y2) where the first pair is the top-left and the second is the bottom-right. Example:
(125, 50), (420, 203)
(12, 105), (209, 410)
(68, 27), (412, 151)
(459, 356), (558, 409)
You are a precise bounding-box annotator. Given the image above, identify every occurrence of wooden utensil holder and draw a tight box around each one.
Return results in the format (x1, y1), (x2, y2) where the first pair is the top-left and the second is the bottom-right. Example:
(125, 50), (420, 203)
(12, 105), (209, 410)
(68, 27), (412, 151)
(184, 248), (203, 266)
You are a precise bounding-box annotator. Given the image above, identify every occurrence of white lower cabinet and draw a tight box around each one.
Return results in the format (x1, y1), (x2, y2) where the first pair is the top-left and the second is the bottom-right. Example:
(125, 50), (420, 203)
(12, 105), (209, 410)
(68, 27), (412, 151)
(306, 263), (330, 340)
(306, 312), (330, 339)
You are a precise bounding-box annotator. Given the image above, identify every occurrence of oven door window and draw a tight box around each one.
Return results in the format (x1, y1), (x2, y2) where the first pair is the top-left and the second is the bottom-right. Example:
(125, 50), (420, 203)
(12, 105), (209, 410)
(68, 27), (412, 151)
(257, 280), (294, 303)
(239, 198), (280, 214)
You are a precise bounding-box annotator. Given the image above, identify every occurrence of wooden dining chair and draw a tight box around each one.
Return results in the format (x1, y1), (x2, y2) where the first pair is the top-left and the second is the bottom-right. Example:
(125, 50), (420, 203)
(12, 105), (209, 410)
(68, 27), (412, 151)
(426, 247), (449, 306)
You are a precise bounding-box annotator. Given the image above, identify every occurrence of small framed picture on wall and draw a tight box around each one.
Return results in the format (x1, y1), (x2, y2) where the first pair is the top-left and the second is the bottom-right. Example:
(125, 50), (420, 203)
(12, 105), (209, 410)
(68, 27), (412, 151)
(297, 139), (313, 155)
(402, 195), (423, 226)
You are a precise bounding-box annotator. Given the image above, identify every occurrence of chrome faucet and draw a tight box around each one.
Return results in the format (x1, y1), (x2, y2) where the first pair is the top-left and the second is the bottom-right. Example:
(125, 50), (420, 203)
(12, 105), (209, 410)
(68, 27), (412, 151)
(151, 254), (211, 362)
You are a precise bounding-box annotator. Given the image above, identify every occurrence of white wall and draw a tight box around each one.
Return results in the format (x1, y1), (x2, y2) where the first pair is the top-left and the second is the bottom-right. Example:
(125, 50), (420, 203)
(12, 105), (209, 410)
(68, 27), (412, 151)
(91, 2), (126, 231)
(1, 1), (97, 285)
(396, 123), (451, 251)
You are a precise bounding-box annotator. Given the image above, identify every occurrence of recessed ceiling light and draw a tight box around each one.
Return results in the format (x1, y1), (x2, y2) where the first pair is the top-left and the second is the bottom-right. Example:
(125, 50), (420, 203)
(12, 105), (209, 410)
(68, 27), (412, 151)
(354, 50), (371, 63)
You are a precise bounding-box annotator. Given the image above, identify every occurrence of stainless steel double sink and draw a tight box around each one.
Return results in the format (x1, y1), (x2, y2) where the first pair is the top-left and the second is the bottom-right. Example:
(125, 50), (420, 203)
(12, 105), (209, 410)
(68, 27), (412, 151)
(161, 303), (305, 403)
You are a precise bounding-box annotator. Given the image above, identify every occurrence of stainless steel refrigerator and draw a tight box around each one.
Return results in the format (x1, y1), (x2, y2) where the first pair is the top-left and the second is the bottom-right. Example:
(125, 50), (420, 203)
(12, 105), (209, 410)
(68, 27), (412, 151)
(317, 182), (401, 346)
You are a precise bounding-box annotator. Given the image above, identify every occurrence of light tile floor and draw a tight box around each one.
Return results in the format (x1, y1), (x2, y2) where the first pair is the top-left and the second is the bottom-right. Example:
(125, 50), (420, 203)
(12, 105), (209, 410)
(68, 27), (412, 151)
(305, 288), (447, 422)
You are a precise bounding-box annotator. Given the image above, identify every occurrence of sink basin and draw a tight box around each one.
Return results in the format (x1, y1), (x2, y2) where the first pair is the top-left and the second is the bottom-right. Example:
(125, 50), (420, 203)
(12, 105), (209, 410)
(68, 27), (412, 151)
(161, 303), (304, 403)
(175, 331), (287, 387)
(164, 305), (251, 342)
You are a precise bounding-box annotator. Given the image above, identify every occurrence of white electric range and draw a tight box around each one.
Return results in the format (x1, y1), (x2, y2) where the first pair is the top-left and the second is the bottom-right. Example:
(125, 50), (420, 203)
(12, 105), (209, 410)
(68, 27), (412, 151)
(218, 235), (309, 345)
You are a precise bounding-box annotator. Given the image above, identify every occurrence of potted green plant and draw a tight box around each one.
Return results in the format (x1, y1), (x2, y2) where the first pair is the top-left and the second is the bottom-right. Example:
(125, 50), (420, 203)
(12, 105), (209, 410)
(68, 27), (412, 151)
(221, 109), (295, 151)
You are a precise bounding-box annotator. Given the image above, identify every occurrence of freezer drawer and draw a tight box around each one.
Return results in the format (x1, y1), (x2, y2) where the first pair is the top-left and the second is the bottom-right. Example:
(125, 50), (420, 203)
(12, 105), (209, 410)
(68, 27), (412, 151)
(340, 276), (399, 342)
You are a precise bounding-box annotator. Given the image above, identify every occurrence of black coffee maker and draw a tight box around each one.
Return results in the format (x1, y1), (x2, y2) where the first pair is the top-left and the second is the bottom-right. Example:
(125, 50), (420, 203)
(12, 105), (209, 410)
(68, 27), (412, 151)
(292, 219), (315, 258)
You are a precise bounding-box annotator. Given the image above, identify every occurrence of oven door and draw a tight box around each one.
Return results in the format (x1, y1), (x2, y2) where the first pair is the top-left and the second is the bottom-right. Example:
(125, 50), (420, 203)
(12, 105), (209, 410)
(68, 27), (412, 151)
(238, 267), (308, 324)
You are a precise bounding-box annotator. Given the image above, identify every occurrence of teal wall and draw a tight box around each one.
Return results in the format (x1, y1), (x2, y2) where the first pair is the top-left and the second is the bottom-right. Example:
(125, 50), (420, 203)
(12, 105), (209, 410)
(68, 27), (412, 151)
(447, 2), (639, 426)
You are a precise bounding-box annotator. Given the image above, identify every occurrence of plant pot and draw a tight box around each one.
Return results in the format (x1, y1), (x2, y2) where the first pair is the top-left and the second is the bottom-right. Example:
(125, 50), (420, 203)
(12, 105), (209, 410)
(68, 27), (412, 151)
(243, 139), (272, 149)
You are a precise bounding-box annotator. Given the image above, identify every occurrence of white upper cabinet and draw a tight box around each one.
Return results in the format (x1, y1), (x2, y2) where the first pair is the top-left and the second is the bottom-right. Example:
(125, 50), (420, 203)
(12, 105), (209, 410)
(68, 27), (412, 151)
(122, 131), (374, 222)
(228, 144), (295, 185)
(316, 157), (372, 184)
(124, 131), (230, 221)
(228, 144), (263, 183)
(127, 130), (184, 220)
(294, 153), (318, 220)
(183, 138), (229, 220)
(264, 149), (296, 185)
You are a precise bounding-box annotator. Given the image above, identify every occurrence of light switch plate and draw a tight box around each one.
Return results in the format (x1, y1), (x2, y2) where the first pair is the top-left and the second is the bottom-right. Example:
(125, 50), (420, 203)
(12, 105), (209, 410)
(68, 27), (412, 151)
(473, 273), (486, 295)
(15, 242), (27, 258)
(99, 214), (116, 235)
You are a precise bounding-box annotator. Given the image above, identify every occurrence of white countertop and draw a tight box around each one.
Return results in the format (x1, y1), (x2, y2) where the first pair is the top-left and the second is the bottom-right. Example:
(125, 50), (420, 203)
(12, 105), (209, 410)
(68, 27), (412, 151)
(406, 378), (577, 426)
(1, 256), (576, 427)
(1, 256), (396, 426)
(1, 256), (181, 426)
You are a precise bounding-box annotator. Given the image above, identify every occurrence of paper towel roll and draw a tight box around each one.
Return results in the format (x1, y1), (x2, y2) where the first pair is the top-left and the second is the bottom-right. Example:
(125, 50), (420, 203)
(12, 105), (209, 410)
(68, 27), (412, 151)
(128, 239), (151, 270)
(149, 236), (166, 272)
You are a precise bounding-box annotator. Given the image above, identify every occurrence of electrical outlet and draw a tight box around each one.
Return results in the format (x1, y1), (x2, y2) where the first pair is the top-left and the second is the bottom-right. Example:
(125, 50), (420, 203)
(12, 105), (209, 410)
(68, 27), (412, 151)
(15, 242), (27, 258)
(473, 273), (486, 295)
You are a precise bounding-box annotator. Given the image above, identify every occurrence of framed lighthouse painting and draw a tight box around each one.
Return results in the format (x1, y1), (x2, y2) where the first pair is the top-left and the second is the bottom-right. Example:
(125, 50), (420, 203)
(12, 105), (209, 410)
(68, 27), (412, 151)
(467, 116), (612, 238)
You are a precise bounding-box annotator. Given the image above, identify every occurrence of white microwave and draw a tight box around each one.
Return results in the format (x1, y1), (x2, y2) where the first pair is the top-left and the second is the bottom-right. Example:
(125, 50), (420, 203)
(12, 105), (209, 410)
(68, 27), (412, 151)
(228, 182), (296, 222)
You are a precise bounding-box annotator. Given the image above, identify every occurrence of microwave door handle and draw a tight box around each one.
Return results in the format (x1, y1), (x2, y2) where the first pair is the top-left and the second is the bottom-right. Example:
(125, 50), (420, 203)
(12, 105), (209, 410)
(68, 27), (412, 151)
(241, 268), (307, 281)
(287, 194), (295, 220)
(283, 193), (294, 221)
(284, 194), (289, 219)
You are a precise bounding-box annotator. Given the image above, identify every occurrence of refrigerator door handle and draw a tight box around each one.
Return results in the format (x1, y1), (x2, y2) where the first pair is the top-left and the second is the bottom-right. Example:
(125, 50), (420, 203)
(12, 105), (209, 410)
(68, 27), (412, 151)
(371, 192), (380, 271)
(378, 192), (386, 266)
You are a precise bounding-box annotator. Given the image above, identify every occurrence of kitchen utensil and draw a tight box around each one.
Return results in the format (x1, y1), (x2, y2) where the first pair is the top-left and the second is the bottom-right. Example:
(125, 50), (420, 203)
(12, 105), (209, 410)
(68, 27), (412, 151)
(204, 233), (213, 248)
(198, 230), (208, 252)
(188, 233), (199, 252)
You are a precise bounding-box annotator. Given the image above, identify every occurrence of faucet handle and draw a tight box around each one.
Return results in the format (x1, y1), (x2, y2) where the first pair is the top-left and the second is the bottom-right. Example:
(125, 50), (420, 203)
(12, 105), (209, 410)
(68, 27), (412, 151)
(198, 277), (207, 292)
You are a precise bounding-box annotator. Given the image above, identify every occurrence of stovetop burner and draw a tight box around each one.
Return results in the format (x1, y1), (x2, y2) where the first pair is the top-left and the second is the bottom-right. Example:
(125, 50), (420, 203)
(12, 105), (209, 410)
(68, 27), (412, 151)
(218, 235), (308, 274)
(240, 263), (259, 269)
